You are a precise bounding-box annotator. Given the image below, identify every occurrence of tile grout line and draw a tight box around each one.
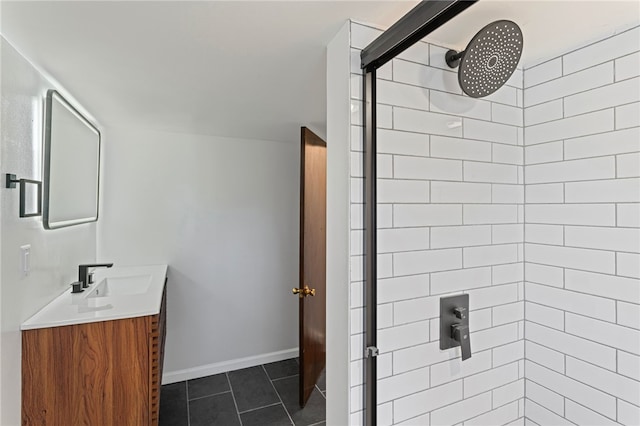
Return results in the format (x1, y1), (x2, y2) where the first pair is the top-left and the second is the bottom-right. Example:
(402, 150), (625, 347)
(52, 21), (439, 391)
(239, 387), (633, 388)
(525, 298), (634, 330)
(523, 61), (529, 416)
(525, 47), (637, 92)
(188, 389), (232, 402)
(185, 381), (191, 426)
(237, 401), (283, 415)
(315, 383), (326, 400)
(226, 371), (244, 426)
(271, 373), (301, 383)
(262, 364), (296, 426)
(526, 326), (638, 366)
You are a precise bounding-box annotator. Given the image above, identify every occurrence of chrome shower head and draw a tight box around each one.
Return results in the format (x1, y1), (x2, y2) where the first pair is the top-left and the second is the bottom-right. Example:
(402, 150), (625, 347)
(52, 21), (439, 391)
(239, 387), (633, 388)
(445, 20), (523, 98)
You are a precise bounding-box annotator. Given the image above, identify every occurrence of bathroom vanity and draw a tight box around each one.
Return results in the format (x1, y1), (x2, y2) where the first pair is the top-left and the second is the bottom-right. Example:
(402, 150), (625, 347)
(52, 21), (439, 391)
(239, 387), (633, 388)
(21, 265), (168, 426)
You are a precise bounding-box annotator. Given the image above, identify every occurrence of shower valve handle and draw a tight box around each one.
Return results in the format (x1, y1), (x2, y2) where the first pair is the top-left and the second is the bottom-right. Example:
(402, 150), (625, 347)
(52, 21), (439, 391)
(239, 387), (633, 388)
(451, 324), (471, 361)
(454, 307), (467, 320)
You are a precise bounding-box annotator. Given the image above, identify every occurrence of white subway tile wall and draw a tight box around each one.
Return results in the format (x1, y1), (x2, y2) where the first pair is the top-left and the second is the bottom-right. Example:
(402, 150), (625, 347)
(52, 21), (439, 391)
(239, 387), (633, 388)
(349, 21), (525, 425)
(348, 21), (639, 426)
(523, 25), (640, 426)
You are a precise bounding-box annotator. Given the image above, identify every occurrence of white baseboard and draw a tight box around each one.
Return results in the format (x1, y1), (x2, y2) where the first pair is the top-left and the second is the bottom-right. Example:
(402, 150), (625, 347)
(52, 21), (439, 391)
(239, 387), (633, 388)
(162, 348), (299, 384)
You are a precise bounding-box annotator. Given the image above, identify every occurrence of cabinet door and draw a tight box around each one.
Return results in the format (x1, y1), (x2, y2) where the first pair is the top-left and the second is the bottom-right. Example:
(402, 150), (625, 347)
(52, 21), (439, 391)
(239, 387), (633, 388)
(23, 317), (151, 425)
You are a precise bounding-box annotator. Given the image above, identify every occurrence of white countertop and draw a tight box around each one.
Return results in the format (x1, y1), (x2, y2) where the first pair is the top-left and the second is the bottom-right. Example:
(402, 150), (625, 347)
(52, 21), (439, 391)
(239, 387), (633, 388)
(21, 264), (168, 330)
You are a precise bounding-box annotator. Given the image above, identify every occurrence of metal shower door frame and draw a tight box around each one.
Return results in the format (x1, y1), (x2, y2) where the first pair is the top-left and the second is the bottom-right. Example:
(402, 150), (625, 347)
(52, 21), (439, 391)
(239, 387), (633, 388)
(359, 1), (477, 425)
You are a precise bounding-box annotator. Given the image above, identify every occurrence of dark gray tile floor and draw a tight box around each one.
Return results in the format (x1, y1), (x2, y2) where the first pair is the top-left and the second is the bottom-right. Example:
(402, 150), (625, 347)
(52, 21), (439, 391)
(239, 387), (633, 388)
(159, 358), (326, 426)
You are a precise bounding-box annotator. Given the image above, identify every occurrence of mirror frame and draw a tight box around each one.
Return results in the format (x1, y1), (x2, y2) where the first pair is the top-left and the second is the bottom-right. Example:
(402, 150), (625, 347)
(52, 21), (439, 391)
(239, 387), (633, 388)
(43, 90), (101, 229)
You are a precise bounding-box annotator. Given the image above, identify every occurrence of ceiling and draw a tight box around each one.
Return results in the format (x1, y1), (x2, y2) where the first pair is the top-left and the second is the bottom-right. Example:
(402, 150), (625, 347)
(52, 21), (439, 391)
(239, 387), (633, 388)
(1, 1), (638, 144)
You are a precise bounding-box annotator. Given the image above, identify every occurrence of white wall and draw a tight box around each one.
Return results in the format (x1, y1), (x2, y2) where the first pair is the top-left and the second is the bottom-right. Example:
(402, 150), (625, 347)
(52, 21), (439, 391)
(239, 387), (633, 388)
(0, 37), (4, 426)
(326, 21), (352, 426)
(97, 126), (300, 382)
(0, 37), (97, 425)
(523, 25), (640, 426)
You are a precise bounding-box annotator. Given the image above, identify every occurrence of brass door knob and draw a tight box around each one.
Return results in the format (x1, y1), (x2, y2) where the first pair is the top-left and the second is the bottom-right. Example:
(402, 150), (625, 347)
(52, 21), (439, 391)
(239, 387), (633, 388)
(292, 285), (316, 298)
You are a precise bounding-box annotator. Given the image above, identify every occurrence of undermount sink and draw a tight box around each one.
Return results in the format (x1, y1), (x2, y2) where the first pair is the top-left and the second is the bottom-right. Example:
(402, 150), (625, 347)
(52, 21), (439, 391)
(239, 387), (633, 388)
(87, 275), (153, 298)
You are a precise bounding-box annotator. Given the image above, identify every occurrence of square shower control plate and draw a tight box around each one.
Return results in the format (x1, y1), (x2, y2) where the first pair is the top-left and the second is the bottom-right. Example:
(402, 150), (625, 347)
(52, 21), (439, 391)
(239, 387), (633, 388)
(440, 294), (469, 351)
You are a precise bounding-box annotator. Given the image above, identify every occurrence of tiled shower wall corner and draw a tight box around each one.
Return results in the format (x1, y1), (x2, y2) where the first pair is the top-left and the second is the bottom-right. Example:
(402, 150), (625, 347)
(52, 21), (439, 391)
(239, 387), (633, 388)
(522, 25), (640, 426)
(347, 20), (640, 426)
(349, 21), (526, 425)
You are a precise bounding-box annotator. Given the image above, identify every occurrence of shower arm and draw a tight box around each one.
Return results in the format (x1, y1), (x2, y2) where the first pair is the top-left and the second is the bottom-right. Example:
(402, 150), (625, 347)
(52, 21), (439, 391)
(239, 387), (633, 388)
(445, 49), (466, 68)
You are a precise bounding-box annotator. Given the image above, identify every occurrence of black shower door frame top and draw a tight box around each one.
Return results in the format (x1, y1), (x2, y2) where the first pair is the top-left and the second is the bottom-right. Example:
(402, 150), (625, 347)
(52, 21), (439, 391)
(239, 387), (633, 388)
(359, 1), (478, 425)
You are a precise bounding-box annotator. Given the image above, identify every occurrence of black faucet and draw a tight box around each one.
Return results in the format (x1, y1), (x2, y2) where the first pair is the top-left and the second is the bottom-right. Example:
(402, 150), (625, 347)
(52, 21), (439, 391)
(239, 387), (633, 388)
(78, 263), (113, 288)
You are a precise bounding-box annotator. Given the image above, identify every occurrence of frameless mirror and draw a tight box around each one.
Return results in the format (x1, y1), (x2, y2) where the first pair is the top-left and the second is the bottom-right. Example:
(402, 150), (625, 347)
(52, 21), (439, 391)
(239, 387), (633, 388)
(43, 90), (100, 229)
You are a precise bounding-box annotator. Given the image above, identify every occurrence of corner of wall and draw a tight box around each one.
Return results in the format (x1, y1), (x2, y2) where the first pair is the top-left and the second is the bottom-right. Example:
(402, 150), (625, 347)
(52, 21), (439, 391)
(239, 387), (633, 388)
(326, 20), (352, 426)
(521, 24), (640, 425)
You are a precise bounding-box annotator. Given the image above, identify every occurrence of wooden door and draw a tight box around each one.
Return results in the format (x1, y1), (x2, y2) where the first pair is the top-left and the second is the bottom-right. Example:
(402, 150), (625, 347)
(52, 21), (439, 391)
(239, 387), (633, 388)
(297, 127), (326, 407)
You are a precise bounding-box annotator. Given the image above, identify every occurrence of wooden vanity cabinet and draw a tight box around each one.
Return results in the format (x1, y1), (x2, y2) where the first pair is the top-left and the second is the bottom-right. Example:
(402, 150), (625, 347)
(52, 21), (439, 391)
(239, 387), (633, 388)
(22, 285), (167, 426)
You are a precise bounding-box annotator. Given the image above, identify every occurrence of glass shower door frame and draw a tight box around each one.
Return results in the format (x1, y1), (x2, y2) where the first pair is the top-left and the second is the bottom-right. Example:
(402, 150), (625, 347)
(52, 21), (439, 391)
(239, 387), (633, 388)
(359, 2), (478, 424)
